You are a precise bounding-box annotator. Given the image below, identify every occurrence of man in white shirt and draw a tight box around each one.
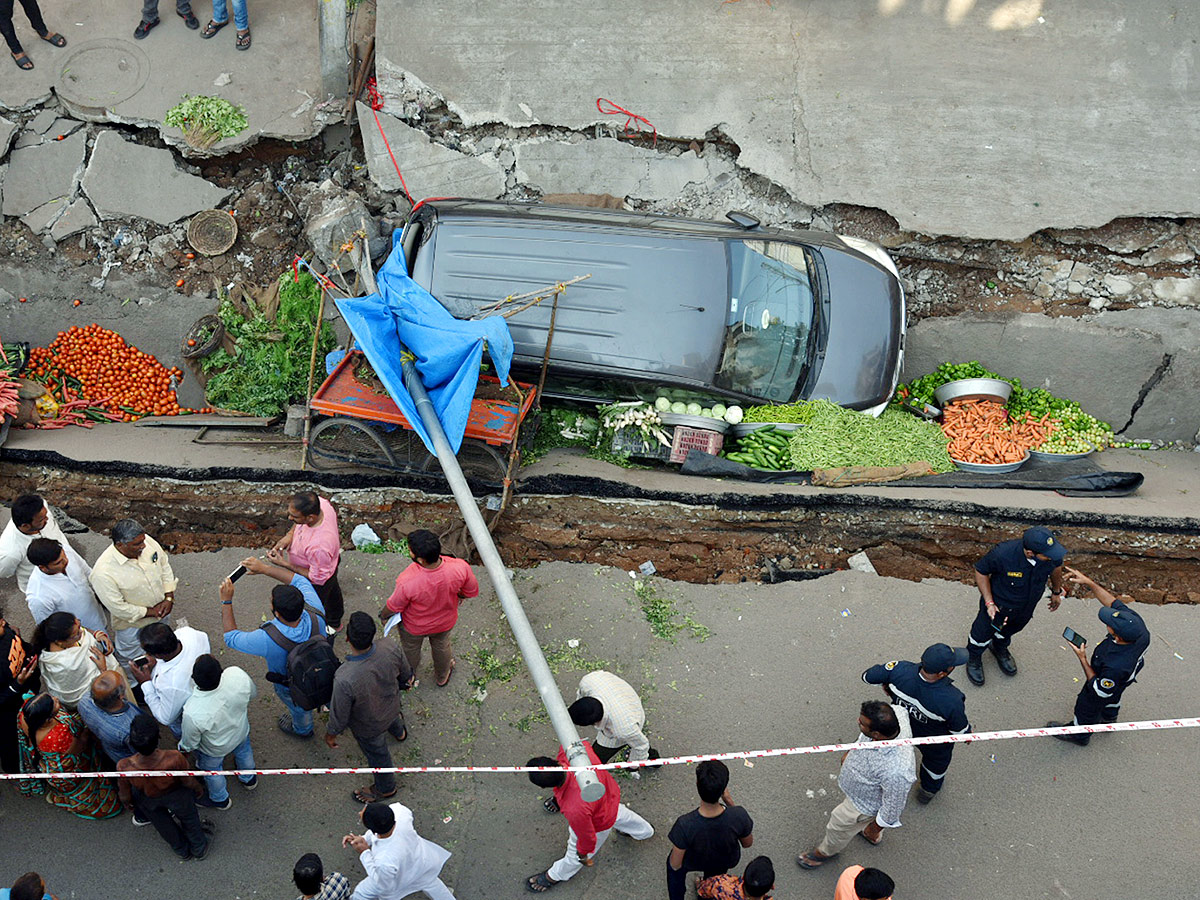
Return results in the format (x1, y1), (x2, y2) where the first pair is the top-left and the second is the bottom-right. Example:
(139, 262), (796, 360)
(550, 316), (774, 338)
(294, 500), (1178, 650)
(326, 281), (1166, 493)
(0, 494), (74, 594)
(179, 654), (258, 810)
(343, 802), (455, 900)
(130, 621), (210, 737)
(90, 519), (178, 666)
(569, 670), (658, 776)
(26, 538), (109, 634)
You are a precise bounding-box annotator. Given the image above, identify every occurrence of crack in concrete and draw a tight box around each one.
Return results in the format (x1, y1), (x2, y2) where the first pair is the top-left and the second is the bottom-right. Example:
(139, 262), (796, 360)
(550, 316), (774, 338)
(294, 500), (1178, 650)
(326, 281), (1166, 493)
(1117, 352), (1174, 435)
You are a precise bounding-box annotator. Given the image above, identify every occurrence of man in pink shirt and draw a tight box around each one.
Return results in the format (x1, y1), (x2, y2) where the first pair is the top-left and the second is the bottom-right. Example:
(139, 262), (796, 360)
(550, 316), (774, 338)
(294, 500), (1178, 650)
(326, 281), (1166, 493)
(268, 491), (344, 632)
(380, 530), (478, 687)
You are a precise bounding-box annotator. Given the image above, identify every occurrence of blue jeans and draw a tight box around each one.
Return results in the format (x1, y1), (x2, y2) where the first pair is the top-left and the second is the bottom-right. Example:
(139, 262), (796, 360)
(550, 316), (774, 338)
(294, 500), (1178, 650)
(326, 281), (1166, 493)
(274, 683), (313, 735)
(211, 0), (247, 31)
(194, 735), (255, 803)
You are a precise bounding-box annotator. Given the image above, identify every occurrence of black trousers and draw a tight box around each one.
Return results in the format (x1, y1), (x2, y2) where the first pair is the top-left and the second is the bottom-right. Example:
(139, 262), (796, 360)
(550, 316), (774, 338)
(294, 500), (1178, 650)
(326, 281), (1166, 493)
(314, 566), (344, 630)
(0, 699), (22, 774)
(592, 741), (662, 765)
(0, 0), (47, 54)
(967, 598), (1036, 655)
(667, 860), (726, 900)
(1074, 683), (1128, 725)
(914, 737), (954, 794)
(134, 785), (208, 858)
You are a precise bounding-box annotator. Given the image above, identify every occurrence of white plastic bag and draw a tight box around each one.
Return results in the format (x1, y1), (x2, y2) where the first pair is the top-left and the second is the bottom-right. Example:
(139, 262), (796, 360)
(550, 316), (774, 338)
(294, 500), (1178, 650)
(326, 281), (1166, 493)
(351, 523), (381, 549)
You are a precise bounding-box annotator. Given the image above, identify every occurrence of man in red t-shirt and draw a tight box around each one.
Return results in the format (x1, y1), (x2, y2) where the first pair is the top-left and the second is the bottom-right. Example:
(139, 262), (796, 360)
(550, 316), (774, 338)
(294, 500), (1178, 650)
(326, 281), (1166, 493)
(381, 530), (478, 687)
(524, 741), (654, 892)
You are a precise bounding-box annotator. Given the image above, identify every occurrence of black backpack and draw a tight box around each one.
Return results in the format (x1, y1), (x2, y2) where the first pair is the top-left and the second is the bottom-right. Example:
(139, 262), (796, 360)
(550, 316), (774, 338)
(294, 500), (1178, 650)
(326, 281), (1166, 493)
(262, 607), (340, 711)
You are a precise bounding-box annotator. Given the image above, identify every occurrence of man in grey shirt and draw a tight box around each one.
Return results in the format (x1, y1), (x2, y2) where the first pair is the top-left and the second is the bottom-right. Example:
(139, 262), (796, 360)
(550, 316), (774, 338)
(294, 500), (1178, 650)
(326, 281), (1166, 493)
(325, 612), (413, 804)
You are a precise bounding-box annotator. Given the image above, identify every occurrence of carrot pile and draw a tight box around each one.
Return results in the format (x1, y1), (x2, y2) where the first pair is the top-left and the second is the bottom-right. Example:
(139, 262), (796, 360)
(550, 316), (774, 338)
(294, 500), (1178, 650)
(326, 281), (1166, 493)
(941, 399), (1056, 465)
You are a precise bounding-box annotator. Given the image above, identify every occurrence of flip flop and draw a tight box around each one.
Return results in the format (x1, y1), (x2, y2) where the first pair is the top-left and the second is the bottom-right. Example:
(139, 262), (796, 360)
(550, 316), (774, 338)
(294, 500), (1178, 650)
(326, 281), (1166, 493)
(858, 828), (882, 846)
(200, 19), (228, 38)
(11, 53), (33, 70)
(235, 28), (251, 51)
(796, 851), (831, 870)
(526, 872), (557, 893)
(40, 32), (67, 47)
(543, 797), (559, 814)
(352, 785), (397, 803)
(436, 660), (456, 687)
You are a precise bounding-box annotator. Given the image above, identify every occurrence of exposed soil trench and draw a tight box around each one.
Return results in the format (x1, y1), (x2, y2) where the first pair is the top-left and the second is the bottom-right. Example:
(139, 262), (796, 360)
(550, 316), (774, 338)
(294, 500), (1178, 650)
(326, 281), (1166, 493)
(3, 464), (1196, 606)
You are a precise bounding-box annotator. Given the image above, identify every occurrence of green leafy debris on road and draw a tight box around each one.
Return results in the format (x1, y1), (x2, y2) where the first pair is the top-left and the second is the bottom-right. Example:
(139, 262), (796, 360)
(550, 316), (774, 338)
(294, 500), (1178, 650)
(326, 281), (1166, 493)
(633, 579), (709, 643)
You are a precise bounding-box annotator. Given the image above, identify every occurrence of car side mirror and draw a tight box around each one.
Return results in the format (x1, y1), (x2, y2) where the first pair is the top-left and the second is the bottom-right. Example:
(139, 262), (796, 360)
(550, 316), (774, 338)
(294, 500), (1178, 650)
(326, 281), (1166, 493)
(726, 211), (761, 230)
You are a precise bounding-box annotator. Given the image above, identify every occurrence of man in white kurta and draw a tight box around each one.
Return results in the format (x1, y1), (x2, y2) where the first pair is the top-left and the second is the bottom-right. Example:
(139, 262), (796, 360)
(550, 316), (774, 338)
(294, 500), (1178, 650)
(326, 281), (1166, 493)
(26, 538), (109, 634)
(345, 802), (454, 900)
(0, 495), (73, 594)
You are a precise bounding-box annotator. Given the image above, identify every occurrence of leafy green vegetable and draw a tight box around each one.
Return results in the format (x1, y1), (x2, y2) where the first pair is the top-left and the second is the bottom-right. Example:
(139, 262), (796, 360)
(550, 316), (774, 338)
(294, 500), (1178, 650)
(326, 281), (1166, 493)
(164, 94), (249, 150)
(201, 271), (336, 416)
(788, 401), (954, 471)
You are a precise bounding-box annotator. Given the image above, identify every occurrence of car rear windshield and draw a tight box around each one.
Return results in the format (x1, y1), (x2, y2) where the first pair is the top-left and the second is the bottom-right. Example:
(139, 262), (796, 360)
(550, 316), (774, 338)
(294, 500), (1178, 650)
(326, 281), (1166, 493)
(715, 240), (817, 402)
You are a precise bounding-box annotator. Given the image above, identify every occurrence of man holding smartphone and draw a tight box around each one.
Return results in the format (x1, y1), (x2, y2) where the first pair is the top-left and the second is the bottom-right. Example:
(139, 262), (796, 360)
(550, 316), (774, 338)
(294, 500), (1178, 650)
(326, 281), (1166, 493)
(1047, 567), (1150, 746)
(964, 527), (1067, 687)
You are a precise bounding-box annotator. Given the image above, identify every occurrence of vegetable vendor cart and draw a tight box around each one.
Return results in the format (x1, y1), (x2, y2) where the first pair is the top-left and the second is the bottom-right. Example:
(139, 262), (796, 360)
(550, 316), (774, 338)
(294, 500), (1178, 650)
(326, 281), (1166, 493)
(307, 350), (536, 483)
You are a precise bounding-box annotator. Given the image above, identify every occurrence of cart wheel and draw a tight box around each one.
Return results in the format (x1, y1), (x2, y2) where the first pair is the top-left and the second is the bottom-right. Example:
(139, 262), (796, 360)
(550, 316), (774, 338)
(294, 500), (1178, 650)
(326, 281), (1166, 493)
(308, 417), (398, 471)
(420, 438), (509, 483)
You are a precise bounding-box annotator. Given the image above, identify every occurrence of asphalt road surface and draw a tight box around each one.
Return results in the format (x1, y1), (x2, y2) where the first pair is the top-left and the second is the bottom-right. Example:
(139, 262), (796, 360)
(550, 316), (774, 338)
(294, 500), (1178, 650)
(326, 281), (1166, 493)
(1, 534), (1196, 899)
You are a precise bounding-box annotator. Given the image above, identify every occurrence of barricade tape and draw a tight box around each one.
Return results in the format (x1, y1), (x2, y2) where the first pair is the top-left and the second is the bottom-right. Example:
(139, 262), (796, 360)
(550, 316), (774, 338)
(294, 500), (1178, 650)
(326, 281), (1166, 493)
(4, 717), (1196, 781)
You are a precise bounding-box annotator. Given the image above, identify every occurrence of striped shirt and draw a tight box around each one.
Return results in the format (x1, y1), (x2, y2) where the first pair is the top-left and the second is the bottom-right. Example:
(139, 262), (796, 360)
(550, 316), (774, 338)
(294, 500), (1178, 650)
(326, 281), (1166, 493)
(838, 705), (916, 829)
(297, 873), (351, 900)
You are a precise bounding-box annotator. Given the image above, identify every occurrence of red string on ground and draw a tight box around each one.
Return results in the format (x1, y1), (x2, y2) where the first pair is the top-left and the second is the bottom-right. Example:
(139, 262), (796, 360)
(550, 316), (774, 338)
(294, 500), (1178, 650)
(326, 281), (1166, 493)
(596, 97), (657, 147)
(367, 77), (415, 206)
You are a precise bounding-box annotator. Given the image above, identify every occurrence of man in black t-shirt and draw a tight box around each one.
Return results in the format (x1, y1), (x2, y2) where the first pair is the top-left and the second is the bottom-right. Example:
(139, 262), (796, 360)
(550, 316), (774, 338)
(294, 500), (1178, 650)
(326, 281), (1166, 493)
(667, 760), (754, 900)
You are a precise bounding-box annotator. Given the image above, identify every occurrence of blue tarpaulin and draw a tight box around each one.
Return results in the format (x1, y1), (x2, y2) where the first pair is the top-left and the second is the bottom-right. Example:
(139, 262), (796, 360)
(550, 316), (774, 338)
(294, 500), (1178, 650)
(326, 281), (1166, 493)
(333, 234), (514, 453)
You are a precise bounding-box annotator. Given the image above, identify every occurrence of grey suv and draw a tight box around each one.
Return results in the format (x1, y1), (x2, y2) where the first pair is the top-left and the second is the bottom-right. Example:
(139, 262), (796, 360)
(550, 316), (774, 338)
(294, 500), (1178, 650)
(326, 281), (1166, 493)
(400, 200), (905, 413)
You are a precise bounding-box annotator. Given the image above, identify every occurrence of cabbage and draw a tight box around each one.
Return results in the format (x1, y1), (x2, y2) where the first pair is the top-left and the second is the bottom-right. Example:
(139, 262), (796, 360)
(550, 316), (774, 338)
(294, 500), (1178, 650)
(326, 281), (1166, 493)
(711, 403), (727, 418)
(654, 397), (672, 412)
(724, 405), (744, 424)
(670, 401), (688, 414)
(701, 408), (713, 418)
(686, 402), (702, 416)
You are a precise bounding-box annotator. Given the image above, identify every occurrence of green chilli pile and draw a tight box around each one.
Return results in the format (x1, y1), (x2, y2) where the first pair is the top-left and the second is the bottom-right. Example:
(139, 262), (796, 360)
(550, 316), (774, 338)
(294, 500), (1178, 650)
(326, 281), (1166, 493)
(787, 401), (954, 472)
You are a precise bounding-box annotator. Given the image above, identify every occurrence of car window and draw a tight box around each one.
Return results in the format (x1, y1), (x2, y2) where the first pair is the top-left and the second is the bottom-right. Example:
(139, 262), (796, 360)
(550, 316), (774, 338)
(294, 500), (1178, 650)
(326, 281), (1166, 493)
(715, 241), (816, 402)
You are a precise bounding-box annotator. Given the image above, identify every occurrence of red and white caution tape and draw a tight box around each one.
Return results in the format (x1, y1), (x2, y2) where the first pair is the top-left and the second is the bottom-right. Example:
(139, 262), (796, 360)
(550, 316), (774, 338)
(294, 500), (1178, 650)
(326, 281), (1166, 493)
(3, 717), (1196, 782)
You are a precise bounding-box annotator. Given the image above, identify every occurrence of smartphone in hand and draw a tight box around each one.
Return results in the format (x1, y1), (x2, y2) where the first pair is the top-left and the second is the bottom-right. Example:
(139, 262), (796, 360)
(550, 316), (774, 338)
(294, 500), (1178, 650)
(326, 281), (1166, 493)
(1063, 626), (1086, 648)
(228, 565), (248, 583)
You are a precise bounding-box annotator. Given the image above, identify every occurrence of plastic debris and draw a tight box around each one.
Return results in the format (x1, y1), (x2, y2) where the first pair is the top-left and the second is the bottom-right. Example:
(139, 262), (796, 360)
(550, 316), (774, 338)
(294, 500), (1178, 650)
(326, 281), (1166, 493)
(351, 523), (381, 549)
(443, 816), (452, 823)
(743, 759), (754, 768)
(840, 609), (851, 617)
(567, 639), (580, 648)
(989, 754), (996, 763)
(473, 688), (488, 702)
(639, 561), (657, 576)
(805, 789), (815, 799)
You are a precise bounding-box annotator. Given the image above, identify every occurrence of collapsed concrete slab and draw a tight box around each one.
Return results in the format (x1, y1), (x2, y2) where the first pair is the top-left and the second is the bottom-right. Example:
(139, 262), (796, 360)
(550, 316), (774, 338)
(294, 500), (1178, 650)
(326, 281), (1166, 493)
(297, 178), (375, 271)
(357, 102), (506, 201)
(0, 130), (85, 218)
(514, 138), (733, 202)
(902, 312), (1165, 432)
(0, 115), (15, 158)
(20, 197), (70, 235)
(82, 131), (229, 225)
(49, 197), (98, 241)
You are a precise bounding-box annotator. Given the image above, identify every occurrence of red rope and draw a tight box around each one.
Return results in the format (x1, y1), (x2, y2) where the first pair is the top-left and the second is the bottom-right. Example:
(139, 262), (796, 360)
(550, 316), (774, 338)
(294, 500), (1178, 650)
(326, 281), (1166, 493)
(596, 97), (657, 147)
(366, 78), (415, 207)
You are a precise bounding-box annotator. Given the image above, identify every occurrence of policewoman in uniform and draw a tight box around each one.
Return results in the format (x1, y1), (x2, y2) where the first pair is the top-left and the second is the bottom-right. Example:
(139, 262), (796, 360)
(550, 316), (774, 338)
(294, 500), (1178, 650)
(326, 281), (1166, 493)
(1048, 566), (1150, 745)
(862, 643), (971, 804)
(965, 526), (1067, 686)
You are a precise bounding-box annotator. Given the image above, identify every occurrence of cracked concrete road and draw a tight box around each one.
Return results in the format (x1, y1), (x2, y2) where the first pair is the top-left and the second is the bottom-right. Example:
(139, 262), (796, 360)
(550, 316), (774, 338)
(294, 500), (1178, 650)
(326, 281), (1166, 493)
(376, 0), (1200, 240)
(1, 520), (1198, 899)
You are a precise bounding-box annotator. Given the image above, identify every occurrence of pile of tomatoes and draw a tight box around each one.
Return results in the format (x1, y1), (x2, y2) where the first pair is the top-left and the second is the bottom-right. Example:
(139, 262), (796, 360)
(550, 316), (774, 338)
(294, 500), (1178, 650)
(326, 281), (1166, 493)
(28, 325), (208, 421)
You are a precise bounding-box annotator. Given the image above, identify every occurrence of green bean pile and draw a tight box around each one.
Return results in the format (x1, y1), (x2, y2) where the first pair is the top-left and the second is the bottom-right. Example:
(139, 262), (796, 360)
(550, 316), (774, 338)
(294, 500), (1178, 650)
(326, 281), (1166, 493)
(743, 402), (816, 424)
(787, 401), (954, 472)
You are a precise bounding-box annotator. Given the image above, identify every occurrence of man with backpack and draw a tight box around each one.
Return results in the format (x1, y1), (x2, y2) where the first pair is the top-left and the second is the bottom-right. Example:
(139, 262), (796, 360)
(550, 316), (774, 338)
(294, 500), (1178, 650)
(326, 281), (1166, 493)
(326, 612), (413, 804)
(221, 556), (336, 738)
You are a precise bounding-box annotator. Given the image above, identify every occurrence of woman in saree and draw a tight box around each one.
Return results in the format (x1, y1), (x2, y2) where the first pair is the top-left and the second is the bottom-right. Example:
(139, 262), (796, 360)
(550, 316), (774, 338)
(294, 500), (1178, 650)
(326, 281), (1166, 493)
(33, 612), (117, 710)
(17, 692), (122, 819)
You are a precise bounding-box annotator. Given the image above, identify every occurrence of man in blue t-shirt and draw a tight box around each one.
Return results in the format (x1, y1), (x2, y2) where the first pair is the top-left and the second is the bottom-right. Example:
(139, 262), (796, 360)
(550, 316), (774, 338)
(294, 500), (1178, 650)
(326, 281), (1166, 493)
(220, 556), (325, 738)
(965, 526), (1067, 686)
(1049, 567), (1151, 746)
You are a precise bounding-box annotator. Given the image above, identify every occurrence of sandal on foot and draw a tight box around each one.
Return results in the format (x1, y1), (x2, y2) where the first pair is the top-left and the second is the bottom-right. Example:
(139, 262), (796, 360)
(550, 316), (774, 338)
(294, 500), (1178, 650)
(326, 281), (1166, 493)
(11, 52), (33, 70)
(235, 28), (251, 50)
(436, 660), (456, 687)
(858, 828), (882, 846)
(352, 785), (397, 804)
(542, 796), (559, 814)
(39, 32), (67, 47)
(200, 19), (228, 38)
(526, 872), (558, 893)
(797, 850), (832, 870)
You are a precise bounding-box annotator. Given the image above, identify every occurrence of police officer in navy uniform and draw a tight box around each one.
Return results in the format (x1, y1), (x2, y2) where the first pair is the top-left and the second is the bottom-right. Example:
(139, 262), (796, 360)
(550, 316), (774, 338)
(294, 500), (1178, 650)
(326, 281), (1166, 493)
(965, 526), (1067, 686)
(862, 643), (971, 804)
(1048, 566), (1151, 745)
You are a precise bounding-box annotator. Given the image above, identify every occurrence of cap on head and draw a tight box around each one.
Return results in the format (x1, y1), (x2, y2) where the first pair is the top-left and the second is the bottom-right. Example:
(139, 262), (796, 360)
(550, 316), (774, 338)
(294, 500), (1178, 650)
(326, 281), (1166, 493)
(1022, 526), (1066, 563)
(1099, 605), (1146, 641)
(921, 643), (969, 673)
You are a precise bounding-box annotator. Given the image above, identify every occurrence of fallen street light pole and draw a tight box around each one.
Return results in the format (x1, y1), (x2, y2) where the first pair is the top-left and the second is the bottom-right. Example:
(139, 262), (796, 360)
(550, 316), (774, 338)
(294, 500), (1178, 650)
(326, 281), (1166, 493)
(352, 248), (604, 801)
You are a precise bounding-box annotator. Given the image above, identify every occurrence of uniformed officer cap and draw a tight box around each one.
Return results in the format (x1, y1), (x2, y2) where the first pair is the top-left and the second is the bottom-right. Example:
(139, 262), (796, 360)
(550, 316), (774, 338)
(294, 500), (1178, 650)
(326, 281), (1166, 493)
(1099, 605), (1147, 641)
(921, 643), (970, 673)
(1022, 526), (1066, 563)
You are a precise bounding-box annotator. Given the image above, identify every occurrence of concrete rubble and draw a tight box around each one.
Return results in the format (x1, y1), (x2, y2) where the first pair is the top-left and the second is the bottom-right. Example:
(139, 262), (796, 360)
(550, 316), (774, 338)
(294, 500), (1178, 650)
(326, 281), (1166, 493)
(82, 131), (229, 225)
(0, 114), (17, 156)
(297, 178), (377, 270)
(0, 130), (86, 218)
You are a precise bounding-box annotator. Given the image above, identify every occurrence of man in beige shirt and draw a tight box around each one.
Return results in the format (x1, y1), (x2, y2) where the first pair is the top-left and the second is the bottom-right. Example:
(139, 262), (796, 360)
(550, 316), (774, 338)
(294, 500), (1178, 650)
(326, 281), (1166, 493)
(90, 519), (178, 666)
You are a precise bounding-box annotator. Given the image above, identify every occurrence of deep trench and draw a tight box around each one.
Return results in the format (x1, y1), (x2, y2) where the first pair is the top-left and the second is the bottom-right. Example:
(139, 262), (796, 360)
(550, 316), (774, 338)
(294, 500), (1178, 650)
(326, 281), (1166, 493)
(2, 455), (1197, 607)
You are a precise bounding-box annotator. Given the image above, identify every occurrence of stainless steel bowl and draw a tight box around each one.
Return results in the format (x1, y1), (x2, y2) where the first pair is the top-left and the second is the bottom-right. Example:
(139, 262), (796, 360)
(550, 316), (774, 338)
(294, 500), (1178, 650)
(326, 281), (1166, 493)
(934, 378), (1013, 407)
(658, 412), (730, 433)
(1029, 443), (1095, 461)
(950, 451), (1030, 474)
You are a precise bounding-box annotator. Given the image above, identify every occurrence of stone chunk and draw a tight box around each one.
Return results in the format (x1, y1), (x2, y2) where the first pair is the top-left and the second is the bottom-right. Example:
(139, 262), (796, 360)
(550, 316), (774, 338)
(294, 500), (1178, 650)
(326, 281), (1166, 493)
(0, 115), (15, 158)
(357, 102), (506, 200)
(1102, 274), (1134, 296)
(1150, 277), (1200, 306)
(0, 130), (86, 217)
(297, 178), (374, 271)
(29, 108), (57, 135)
(20, 197), (69, 234)
(82, 131), (229, 225)
(49, 198), (98, 241)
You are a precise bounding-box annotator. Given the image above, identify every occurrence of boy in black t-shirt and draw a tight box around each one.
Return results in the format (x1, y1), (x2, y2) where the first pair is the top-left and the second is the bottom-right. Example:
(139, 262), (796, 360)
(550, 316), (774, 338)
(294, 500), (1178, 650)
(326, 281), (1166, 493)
(667, 760), (754, 900)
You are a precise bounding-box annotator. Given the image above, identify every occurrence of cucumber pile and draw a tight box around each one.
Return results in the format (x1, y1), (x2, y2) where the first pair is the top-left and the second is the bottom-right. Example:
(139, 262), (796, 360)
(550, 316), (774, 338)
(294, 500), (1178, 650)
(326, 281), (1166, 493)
(723, 426), (794, 470)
